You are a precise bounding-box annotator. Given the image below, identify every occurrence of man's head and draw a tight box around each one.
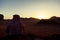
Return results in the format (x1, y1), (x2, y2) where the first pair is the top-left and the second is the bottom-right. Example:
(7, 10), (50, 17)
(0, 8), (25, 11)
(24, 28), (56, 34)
(0, 14), (4, 20)
(13, 14), (20, 21)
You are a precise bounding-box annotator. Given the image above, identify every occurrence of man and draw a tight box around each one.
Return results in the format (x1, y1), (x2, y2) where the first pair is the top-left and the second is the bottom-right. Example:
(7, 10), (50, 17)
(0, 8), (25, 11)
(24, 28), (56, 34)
(6, 14), (24, 40)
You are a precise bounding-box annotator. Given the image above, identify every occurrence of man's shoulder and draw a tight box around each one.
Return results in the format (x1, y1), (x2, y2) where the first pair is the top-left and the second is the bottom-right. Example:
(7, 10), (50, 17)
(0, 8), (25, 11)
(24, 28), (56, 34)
(8, 21), (14, 26)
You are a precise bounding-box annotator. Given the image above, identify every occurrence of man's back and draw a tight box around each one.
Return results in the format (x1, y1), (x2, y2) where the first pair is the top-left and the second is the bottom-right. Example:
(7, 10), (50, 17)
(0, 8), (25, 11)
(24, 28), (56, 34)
(7, 21), (24, 35)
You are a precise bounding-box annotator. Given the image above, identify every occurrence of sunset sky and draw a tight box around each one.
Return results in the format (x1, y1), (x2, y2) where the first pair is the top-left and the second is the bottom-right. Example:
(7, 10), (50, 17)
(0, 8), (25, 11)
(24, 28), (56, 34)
(0, 0), (60, 19)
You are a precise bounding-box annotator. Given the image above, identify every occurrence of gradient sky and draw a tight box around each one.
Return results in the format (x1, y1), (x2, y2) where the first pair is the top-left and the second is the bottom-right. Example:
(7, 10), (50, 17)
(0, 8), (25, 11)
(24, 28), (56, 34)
(0, 0), (60, 19)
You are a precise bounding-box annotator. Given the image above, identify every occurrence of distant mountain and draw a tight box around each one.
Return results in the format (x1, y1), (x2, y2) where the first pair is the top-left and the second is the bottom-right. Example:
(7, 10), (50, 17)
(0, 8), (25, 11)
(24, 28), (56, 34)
(37, 16), (60, 25)
(21, 18), (40, 26)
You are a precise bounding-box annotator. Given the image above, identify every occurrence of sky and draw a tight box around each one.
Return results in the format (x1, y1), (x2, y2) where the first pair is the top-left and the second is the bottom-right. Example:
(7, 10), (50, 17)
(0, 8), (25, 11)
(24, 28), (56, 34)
(0, 0), (60, 19)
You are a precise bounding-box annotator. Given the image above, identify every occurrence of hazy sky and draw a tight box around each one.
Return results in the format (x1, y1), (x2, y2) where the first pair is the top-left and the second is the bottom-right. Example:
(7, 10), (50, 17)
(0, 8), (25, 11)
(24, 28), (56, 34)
(0, 0), (60, 19)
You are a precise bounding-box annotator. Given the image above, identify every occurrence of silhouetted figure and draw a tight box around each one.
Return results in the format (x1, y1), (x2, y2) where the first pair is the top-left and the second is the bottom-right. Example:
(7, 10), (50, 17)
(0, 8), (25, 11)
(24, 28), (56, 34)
(0, 14), (4, 21)
(6, 14), (24, 40)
